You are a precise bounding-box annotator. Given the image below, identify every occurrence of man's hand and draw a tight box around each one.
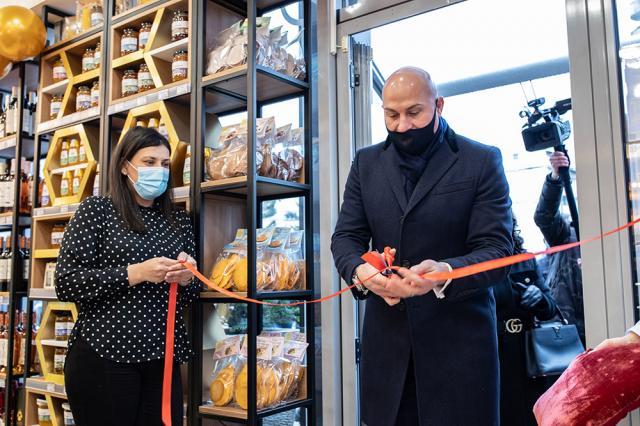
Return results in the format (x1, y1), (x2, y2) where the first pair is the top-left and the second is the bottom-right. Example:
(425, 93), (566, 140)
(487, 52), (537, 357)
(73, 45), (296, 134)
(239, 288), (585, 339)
(355, 263), (400, 306)
(384, 260), (450, 299)
(594, 332), (640, 351)
(549, 151), (570, 180)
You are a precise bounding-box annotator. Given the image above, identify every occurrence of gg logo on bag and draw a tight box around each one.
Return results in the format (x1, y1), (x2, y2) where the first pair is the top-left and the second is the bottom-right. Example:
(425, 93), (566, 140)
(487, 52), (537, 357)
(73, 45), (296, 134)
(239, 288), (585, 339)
(506, 318), (523, 334)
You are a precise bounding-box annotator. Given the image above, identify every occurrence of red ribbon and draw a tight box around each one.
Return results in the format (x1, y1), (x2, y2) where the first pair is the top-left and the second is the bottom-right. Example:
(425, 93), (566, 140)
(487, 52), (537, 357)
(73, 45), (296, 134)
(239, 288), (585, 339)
(162, 282), (178, 426)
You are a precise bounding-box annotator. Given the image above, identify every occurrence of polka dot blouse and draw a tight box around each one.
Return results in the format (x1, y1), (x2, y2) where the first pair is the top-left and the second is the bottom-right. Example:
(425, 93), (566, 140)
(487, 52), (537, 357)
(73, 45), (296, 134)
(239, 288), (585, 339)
(55, 196), (201, 364)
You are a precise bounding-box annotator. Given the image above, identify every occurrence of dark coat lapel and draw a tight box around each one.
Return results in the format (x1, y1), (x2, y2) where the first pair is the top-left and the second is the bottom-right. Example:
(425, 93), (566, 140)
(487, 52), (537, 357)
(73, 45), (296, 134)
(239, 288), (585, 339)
(404, 130), (459, 216)
(380, 145), (409, 212)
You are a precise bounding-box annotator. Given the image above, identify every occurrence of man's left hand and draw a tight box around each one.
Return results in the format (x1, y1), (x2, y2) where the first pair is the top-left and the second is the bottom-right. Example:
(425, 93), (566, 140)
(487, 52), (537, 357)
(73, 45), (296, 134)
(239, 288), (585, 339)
(385, 260), (449, 298)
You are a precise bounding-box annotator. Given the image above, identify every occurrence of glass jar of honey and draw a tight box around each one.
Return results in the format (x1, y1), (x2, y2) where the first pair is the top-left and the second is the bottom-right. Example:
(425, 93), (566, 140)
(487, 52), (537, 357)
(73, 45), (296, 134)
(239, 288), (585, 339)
(171, 10), (188, 41)
(91, 80), (100, 107)
(172, 50), (188, 82)
(90, 4), (104, 27)
(76, 85), (91, 111)
(68, 138), (79, 165)
(60, 171), (72, 197)
(37, 398), (52, 426)
(138, 63), (154, 92)
(52, 57), (66, 82)
(79, 139), (87, 163)
(72, 169), (83, 195)
(139, 22), (152, 50)
(122, 69), (138, 97)
(54, 347), (65, 374)
(121, 28), (138, 56)
(94, 42), (102, 68)
(51, 223), (65, 248)
(59, 140), (69, 166)
(81, 48), (94, 73)
(50, 95), (63, 120)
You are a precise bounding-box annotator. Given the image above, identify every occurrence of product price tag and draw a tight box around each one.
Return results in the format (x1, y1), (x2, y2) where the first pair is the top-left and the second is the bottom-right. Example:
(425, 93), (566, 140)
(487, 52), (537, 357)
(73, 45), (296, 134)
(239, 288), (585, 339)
(176, 83), (189, 95)
(137, 96), (147, 107)
(159, 89), (169, 99)
(47, 383), (56, 392)
(60, 205), (68, 214)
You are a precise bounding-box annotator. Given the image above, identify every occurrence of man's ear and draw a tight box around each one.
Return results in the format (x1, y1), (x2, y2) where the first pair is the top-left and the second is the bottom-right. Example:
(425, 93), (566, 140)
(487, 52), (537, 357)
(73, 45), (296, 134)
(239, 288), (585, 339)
(436, 97), (445, 115)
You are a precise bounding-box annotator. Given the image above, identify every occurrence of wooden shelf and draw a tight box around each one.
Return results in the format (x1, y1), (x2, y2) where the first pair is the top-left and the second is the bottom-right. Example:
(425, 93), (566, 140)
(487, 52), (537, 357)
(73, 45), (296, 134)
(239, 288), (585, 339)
(201, 176), (309, 197)
(108, 81), (191, 114)
(33, 203), (80, 219)
(148, 37), (189, 62)
(34, 249), (60, 259)
(36, 107), (100, 134)
(41, 80), (69, 96)
(40, 339), (68, 349)
(72, 68), (101, 85)
(112, 50), (145, 70)
(200, 291), (247, 299)
(113, 0), (165, 22)
(199, 404), (247, 420)
(41, 26), (103, 56)
(26, 376), (67, 399)
(50, 162), (90, 176)
(29, 288), (58, 300)
(199, 397), (310, 421)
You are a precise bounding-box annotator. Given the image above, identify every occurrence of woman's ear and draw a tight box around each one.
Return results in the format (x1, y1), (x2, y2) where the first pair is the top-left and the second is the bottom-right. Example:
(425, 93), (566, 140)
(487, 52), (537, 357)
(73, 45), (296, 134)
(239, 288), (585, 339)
(121, 162), (128, 176)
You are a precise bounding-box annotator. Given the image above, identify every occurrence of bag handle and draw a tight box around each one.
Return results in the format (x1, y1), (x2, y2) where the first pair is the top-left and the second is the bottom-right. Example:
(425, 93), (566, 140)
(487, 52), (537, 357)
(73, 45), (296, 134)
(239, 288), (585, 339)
(533, 305), (570, 327)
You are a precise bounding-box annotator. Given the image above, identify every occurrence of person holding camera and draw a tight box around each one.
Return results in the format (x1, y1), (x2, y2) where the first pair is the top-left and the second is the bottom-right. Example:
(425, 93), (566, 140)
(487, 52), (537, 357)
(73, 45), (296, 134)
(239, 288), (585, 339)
(534, 151), (585, 340)
(495, 216), (556, 425)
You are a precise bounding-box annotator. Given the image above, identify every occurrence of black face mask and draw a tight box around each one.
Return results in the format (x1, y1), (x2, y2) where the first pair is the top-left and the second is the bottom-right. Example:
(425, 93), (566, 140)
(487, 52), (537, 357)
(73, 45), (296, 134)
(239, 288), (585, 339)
(387, 107), (438, 156)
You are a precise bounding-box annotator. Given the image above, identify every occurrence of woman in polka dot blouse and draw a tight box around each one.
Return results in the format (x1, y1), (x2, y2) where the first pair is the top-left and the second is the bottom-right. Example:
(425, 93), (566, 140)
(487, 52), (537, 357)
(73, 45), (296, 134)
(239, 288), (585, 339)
(55, 127), (201, 425)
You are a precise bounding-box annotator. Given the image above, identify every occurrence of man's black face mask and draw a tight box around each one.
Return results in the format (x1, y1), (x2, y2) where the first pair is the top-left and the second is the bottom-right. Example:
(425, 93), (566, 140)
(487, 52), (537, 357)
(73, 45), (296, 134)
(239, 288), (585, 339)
(387, 105), (438, 156)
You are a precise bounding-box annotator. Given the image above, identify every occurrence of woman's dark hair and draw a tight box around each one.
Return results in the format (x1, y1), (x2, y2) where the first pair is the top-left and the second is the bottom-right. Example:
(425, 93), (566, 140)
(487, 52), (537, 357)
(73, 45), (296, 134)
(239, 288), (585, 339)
(512, 215), (525, 254)
(108, 127), (173, 232)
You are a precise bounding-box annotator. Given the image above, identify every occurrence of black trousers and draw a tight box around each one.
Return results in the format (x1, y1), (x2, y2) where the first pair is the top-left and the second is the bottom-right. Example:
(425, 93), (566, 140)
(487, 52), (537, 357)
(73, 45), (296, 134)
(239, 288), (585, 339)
(64, 337), (183, 426)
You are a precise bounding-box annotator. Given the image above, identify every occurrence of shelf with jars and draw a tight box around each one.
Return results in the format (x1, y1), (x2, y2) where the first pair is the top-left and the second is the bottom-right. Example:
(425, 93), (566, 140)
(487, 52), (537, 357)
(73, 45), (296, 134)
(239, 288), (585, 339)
(109, 0), (191, 108)
(41, 1), (104, 54)
(24, 387), (73, 426)
(117, 100), (189, 187)
(37, 32), (103, 134)
(42, 125), (99, 207)
(35, 302), (77, 387)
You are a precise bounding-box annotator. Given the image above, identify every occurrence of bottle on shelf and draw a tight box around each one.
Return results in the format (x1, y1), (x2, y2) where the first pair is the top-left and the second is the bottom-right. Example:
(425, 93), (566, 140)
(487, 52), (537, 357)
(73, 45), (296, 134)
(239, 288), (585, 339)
(61, 170), (72, 197)
(0, 95), (6, 139)
(138, 63), (154, 93)
(93, 164), (100, 197)
(27, 161), (34, 211)
(3, 236), (12, 288)
(13, 309), (25, 375)
(21, 236), (29, 285)
(60, 139), (69, 167)
(40, 178), (50, 208)
(19, 159), (29, 214)
(0, 310), (8, 373)
(139, 22), (152, 50)
(76, 85), (92, 112)
(5, 87), (16, 137)
(82, 48), (95, 73)
(0, 239), (6, 291)
(51, 223), (65, 249)
(50, 94), (63, 121)
(54, 347), (65, 375)
(68, 137), (79, 165)
(5, 159), (16, 211)
(22, 91), (36, 136)
(30, 311), (39, 374)
(0, 162), (7, 213)
(171, 10), (189, 41)
(91, 80), (100, 108)
(183, 144), (191, 185)
(52, 56), (67, 82)
(95, 42), (102, 68)
(72, 168), (83, 196)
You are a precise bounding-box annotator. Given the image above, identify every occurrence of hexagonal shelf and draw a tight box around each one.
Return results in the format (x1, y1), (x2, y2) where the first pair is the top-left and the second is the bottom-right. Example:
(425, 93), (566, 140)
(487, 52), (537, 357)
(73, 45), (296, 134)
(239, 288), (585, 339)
(35, 302), (78, 386)
(43, 124), (99, 206)
(118, 100), (189, 187)
(109, 0), (190, 104)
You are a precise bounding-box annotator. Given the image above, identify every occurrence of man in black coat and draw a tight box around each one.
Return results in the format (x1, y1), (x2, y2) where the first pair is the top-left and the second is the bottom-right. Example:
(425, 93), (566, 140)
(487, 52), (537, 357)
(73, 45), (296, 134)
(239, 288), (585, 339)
(331, 67), (513, 425)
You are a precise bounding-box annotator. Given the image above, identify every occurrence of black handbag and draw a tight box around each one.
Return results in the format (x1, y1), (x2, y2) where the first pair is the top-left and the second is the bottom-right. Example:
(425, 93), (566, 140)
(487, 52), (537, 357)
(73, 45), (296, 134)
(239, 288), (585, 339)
(525, 308), (585, 378)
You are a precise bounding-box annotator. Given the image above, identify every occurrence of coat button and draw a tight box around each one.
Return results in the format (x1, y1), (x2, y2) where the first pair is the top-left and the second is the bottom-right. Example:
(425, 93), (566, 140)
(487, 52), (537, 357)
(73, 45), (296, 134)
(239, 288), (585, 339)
(397, 300), (406, 311)
(399, 215), (405, 224)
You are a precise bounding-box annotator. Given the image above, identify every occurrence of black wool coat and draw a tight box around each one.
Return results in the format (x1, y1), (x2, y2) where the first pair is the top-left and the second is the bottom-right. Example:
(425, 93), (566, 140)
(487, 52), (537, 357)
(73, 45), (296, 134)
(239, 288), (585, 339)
(331, 126), (513, 426)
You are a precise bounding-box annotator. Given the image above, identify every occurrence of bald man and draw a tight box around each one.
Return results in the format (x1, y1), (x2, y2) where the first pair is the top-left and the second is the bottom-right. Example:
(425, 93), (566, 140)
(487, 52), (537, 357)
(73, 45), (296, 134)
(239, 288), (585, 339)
(331, 67), (513, 425)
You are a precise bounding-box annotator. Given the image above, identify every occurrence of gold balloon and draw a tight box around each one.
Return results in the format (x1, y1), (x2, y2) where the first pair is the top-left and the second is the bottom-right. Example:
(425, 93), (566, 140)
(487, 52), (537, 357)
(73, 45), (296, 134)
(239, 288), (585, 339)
(0, 6), (46, 62)
(0, 56), (11, 80)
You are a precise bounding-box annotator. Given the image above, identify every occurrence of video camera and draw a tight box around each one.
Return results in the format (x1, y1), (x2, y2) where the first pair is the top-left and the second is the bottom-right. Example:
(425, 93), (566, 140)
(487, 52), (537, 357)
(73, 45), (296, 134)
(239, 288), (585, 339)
(519, 98), (572, 152)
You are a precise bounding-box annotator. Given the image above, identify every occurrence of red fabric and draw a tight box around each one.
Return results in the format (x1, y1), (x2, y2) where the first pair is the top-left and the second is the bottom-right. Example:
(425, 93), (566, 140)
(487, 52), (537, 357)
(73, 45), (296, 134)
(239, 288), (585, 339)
(534, 344), (640, 426)
(162, 282), (178, 426)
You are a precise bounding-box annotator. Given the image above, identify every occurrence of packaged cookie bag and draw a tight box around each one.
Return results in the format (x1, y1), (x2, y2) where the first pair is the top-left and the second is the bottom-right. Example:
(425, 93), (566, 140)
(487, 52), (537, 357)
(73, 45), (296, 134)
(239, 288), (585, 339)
(263, 227), (292, 291)
(208, 229), (246, 291)
(207, 123), (248, 180)
(231, 224), (274, 292)
(282, 338), (308, 401)
(285, 230), (305, 290)
(282, 128), (304, 182)
(234, 336), (274, 410)
(210, 335), (243, 407)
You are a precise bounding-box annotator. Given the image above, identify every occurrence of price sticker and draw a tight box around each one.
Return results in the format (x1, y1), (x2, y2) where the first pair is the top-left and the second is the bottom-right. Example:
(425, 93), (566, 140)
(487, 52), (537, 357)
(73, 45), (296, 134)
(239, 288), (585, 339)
(47, 383), (55, 392)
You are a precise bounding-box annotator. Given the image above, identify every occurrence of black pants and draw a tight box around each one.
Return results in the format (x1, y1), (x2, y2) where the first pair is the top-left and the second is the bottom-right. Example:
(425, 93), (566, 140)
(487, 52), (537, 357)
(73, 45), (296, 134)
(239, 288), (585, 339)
(395, 355), (419, 426)
(64, 337), (183, 426)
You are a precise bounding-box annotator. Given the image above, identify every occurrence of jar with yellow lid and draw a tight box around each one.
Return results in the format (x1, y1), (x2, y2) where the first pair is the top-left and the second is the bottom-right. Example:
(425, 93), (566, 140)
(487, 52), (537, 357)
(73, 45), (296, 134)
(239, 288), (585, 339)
(76, 85), (92, 111)
(172, 50), (188, 82)
(50, 95), (63, 120)
(60, 171), (72, 197)
(82, 48), (94, 73)
(121, 28), (138, 56)
(139, 22), (152, 50)
(122, 69), (138, 97)
(52, 57), (66, 82)
(72, 169), (83, 195)
(171, 10), (188, 41)
(79, 139), (87, 163)
(138, 63), (154, 92)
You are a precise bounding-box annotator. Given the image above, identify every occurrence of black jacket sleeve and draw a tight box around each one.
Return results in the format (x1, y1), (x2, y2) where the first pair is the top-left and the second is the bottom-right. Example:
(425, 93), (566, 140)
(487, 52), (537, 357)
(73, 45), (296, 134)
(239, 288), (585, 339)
(331, 150), (371, 300)
(440, 147), (514, 299)
(55, 197), (130, 304)
(534, 174), (572, 247)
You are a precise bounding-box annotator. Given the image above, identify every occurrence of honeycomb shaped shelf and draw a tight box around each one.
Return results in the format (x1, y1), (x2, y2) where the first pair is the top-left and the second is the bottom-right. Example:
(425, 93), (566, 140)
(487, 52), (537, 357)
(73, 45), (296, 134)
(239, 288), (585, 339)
(109, 0), (191, 105)
(35, 302), (78, 386)
(118, 100), (189, 187)
(43, 124), (99, 206)
(37, 32), (103, 128)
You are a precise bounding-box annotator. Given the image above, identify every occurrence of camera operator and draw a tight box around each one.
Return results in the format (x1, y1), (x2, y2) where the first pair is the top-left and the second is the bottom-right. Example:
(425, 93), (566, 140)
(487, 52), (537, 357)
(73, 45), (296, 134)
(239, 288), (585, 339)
(495, 216), (556, 426)
(534, 151), (585, 341)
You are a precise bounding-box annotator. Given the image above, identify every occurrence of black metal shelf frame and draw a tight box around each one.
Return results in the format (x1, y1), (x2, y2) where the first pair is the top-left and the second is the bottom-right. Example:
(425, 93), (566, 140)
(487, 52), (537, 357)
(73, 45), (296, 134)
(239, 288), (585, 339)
(190, 0), (315, 424)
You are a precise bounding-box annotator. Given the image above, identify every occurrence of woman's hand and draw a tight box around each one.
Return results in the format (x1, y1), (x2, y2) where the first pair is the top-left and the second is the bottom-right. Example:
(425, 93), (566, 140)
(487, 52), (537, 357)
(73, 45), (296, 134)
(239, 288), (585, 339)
(128, 257), (179, 286)
(164, 252), (197, 286)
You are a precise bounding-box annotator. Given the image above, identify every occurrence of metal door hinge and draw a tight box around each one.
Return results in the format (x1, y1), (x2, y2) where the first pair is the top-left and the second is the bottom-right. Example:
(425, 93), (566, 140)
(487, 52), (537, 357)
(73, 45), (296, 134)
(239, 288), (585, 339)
(349, 63), (360, 88)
